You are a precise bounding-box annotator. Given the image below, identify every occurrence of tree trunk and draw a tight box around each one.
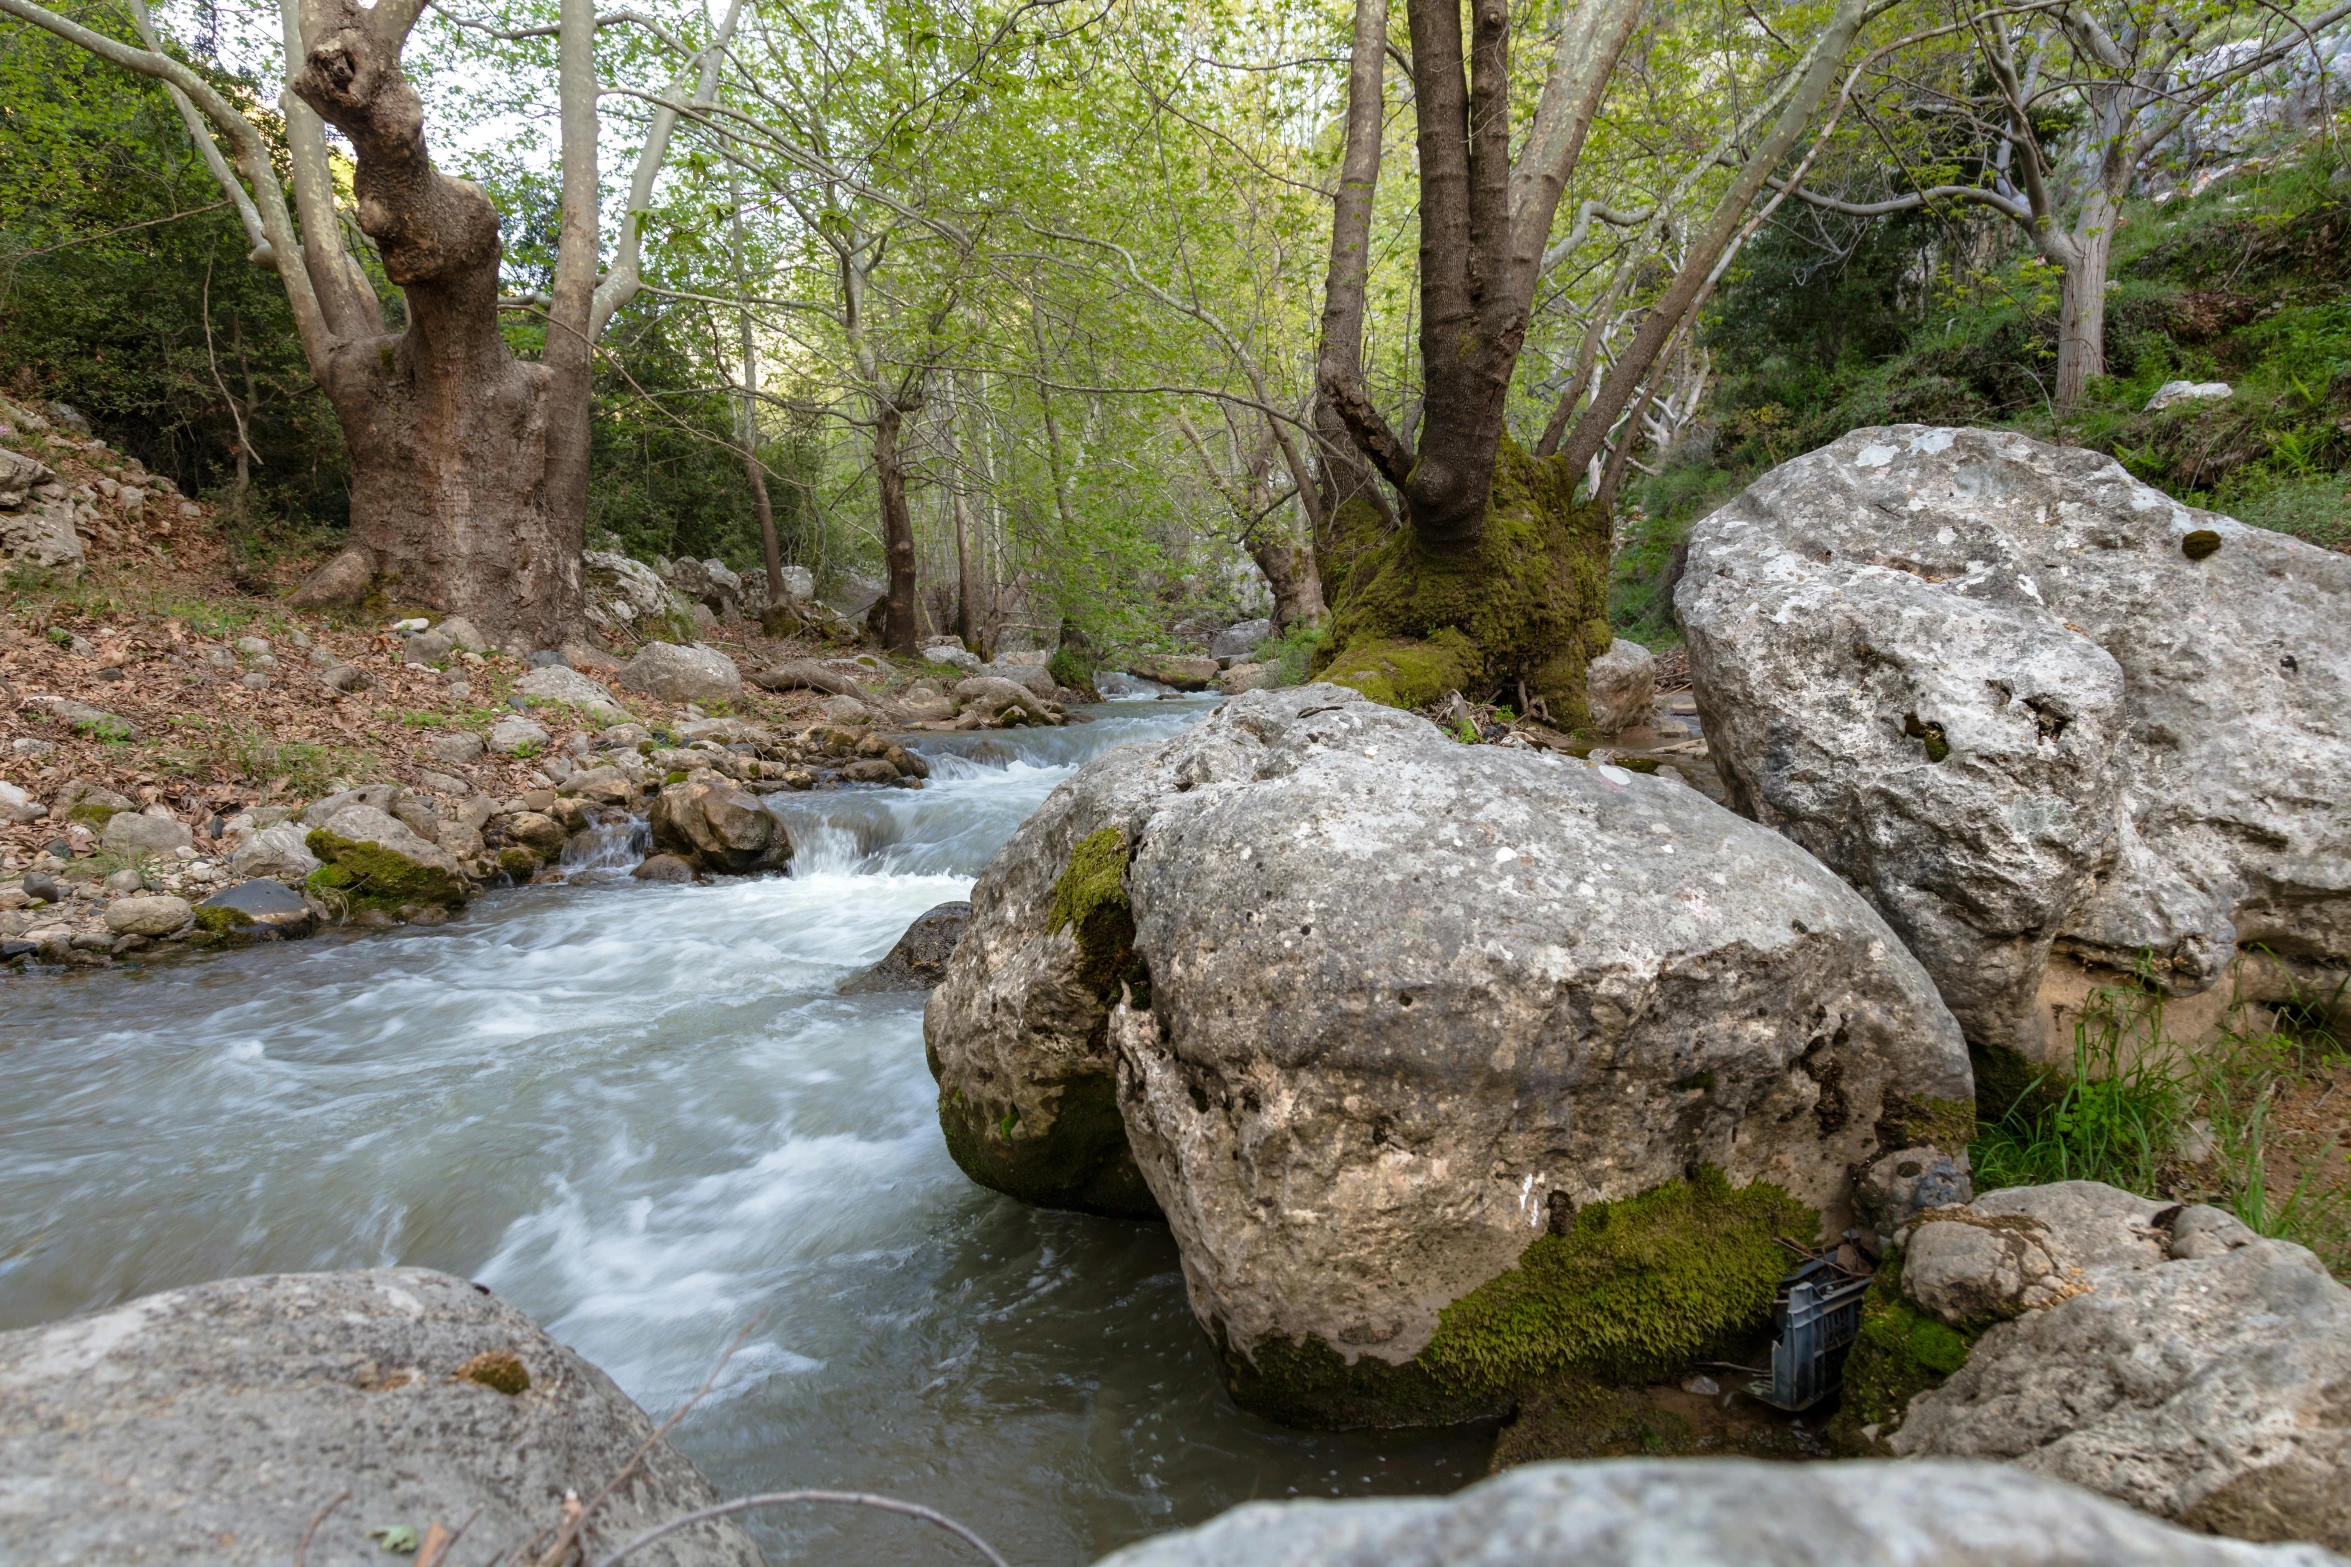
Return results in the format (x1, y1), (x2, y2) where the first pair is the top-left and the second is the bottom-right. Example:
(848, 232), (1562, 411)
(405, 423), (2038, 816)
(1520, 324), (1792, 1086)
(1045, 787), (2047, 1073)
(281, 0), (584, 649)
(942, 387), (979, 647)
(875, 401), (919, 655)
(1246, 532), (1328, 634)
(2052, 190), (2114, 413)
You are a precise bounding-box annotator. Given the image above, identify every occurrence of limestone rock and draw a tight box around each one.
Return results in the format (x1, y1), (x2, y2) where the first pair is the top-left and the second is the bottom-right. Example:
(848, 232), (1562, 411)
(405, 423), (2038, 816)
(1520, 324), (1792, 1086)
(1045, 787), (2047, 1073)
(0, 1268), (761, 1567)
(428, 731), (486, 765)
(1093, 1457), (2344, 1567)
(631, 853), (698, 883)
(229, 822), (321, 882)
(2146, 380), (2232, 412)
(516, 665), (628, 726)
(952, 676), (1059, 725)
(197, 878), (315, 937)
(103, 894), (193, 936)
(923, 644), (984, 673)
(620, 642), (743, 704)
(1217, 661), (1276, 695)
(1209, 618), (1275, 661)
(287, 544), (373, 608)
(438, 614), (489, 654)
(647, 780), (792, 875)
(1130, 653), (1219, 690)
(1890, 1181), (2351, 1551)
(403, 628), (454, 665)
(0, 444), (53, 507)
(1677, 427), (2351, 1069)
(22, 695), (133, 738)
(489, 715), (550, 755)
(101, 811), (194, 857)
(321, 663), (372, 693)
(842, 902), (970, 993)
(583, 548), (674, 634)
(980, 660), (1057, 699)
(301, 784), (402, 826)
(306, 805), (469, 914)
(2, 499), (85, 572)
(1583, 637), (1658, 734)
(926, 684), (1972, 1424)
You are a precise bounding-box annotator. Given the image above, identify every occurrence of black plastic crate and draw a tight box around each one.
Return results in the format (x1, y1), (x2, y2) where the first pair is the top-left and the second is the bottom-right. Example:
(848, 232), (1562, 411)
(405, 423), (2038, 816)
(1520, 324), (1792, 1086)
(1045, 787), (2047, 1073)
(1748, 1256), (1872, 1411)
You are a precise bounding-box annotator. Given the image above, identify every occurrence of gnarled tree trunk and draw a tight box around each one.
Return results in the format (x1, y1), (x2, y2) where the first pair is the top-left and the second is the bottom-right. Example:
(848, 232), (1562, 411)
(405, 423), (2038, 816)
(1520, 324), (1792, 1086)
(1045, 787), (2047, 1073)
(284, 0), (585, 648)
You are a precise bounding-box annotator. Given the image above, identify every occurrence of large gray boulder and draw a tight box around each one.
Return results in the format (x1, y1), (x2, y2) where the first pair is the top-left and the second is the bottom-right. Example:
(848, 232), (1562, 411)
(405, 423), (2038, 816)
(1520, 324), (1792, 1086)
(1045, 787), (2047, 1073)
(517, 664), (629, 727)
(307, 805), (470, 915)
(1677, 427), (2351, 1079)
(926, 685), (1973, 1426)
(1887, 1180), (2351, 1551)
(1092, 1458), (2345, 1567)
(620, 642), (744, 704)
(0, 1268), (762, 1566)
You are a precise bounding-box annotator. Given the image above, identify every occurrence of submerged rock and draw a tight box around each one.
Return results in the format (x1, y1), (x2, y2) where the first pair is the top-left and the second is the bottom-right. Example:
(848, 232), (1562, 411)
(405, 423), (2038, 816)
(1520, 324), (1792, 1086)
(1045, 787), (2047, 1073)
(1886, 1180), (2351, 1551)
(0, 1268), (761, 1566)
(843, 902), (970, 993)
(1092, 1457), (2343, 1567)
(927, 685), (1972, 1426)
(1678, 427), (2351, 1082)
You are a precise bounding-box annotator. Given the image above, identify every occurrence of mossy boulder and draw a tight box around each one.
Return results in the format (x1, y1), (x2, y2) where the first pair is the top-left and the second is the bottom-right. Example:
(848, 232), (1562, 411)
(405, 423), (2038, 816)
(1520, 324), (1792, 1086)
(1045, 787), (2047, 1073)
(926, 804), (1164, 1220)
(927, 686), (1971, 1429)
(302, 806), (469, 919)
(1315, 439), (1611, 721)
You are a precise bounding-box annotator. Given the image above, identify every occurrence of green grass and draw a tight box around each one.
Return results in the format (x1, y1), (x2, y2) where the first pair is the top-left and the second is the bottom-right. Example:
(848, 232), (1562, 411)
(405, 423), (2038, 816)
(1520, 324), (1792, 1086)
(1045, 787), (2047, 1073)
(1971, 966), (2351, 1276)
(1251, 622), (1329, 686)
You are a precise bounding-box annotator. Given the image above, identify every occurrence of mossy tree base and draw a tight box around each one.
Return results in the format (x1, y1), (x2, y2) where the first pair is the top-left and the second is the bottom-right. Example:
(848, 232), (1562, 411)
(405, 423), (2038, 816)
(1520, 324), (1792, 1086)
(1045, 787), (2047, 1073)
(1314, 439), (1611, 724)
(1216, 1169), (1818, 1429)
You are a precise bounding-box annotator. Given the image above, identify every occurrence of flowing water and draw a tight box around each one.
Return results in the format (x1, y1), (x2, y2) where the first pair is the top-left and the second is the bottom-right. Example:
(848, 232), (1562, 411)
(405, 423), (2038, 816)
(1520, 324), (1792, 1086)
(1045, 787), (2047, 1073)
(0, 695), (1486, 1565)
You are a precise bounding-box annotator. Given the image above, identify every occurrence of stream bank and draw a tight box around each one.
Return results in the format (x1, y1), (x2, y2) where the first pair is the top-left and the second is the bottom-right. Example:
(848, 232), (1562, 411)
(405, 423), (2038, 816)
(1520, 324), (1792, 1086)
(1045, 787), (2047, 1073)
(0, 693), (1490, 1566)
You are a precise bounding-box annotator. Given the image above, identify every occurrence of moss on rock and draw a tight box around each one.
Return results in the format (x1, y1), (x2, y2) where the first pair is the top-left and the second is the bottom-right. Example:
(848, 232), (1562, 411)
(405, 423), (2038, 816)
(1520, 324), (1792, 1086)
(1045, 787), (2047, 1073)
(1220, 1167), (1818, 1427)
(1048, 826), (1141, 1001)
(937, 1073), (1161, 1220)
(1826, 1249), (1973, 1455)
(304, 827), (467, 915)
(1315, 439), (1611, 722)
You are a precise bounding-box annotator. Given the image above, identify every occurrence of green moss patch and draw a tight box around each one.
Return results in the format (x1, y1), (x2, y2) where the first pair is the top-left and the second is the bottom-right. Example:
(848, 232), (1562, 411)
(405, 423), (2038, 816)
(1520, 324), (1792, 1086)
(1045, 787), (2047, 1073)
(1877, 1092), (1980, 1151)
(1827, 1250), (1973, 1455)
(304, 827), (467, 914)
(1425, 1167), (1816, 1392)
(936, 1073), (1162, 1219)
(1319, 630), (1479, 710)
(1316, 439), (1611, 723)
(65, 803), (119, 828)
(1048, 826), (1142, 1000)
(192, 905), (254, 933)
(1221, 1167), (1818, 1427)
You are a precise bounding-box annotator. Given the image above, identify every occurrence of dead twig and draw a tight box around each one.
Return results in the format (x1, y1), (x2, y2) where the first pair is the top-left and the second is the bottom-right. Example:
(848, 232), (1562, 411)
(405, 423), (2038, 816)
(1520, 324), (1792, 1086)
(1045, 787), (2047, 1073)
(295, 1488), (351, 1567)
(529, 1319), (761, 1567)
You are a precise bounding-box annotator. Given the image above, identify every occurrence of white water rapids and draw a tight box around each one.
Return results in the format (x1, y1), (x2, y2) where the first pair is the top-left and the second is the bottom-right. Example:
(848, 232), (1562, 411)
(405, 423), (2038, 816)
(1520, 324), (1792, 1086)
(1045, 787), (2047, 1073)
(0, 695), (1483, 1565)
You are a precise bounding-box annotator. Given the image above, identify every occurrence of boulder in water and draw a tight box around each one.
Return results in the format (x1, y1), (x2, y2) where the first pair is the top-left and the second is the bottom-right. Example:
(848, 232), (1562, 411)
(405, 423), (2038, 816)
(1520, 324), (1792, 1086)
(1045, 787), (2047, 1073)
(648, 779), (791, 874)
(0, 1268), (762, 1566)
(927, 685), (1972, 1426)
(1092, 1457), (2340, 1567)
(1677, 426), (2351, 1083)
(631, 853), (699, 883)
(843, 902), (971, 993)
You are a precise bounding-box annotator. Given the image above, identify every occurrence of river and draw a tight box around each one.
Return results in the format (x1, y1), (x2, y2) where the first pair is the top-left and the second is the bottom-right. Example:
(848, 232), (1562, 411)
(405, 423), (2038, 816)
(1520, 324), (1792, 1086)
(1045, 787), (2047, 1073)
(0, 694), (1485, 1565)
